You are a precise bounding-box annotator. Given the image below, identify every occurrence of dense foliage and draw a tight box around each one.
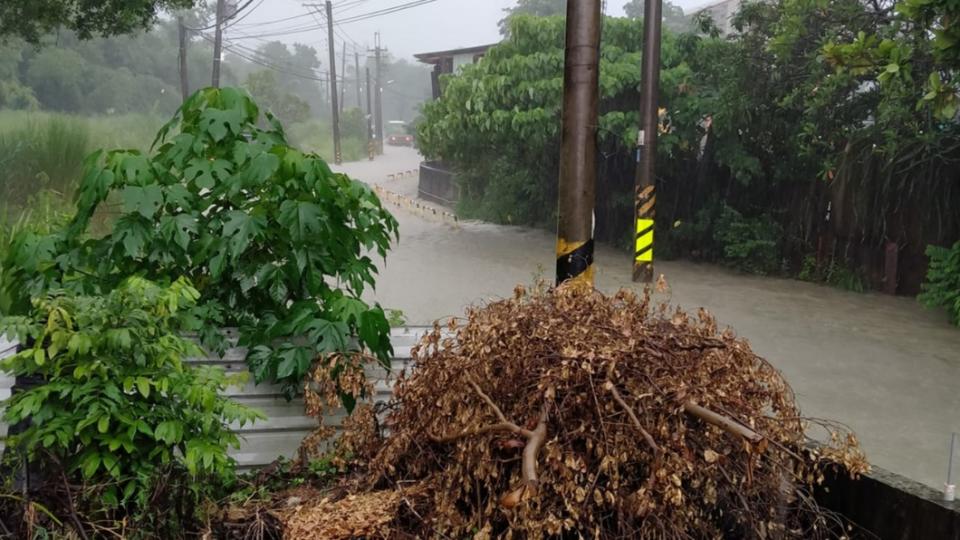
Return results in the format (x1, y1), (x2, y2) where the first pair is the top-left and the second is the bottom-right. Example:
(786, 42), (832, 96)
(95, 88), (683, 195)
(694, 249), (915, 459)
(919, 241), (960, 325)
(0, 0), (196, 44)
(0, 277), (261, 536)
(1, 87), (398, 398)
(419, 6), (960, 295)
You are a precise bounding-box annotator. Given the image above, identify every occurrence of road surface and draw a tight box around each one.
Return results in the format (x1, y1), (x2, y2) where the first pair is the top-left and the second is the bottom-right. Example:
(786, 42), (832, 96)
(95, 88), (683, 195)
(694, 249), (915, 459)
(337, 146), (960, 490)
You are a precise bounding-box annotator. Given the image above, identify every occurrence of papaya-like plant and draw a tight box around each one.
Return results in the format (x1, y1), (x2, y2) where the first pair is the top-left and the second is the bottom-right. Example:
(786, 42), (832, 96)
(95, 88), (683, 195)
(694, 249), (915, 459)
(1, 87), (398, 400)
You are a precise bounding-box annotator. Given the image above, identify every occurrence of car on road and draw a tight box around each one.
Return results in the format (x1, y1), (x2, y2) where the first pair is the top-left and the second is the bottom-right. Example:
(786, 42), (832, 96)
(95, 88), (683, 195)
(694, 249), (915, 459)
(386, 120), (415, 147)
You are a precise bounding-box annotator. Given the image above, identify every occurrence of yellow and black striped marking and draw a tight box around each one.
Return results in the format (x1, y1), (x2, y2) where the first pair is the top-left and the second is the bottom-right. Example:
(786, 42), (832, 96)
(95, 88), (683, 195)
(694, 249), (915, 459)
(634, 185), (655, 282)
(556, 238), (595, 287)
(636, 218), (654, 262)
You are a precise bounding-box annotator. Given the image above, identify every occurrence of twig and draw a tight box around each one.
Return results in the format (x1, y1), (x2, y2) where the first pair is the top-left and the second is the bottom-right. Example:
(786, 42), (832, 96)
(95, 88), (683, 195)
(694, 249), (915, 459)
(429, 421), (531, 443)
(684, 402), (763, 444)
(604, 381), (659, 454)
(466, 378), (513, 427)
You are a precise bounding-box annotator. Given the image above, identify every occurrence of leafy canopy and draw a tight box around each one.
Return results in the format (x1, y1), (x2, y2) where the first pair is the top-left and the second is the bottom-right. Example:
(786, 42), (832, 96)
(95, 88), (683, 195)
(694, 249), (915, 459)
(1, 87), (399, 399)
(0, 277), (263, 520)
(0, 0), (197, 44)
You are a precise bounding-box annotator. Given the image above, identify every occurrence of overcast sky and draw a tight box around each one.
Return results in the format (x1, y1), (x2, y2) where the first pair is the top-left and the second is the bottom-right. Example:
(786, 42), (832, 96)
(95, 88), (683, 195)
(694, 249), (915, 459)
(228, 0), (713, 63)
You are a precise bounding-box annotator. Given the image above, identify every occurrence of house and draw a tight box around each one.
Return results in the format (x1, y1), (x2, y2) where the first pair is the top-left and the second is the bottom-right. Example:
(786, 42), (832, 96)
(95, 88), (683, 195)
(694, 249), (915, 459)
(414, 44), (496, 99)
(692, 0), (742, 35)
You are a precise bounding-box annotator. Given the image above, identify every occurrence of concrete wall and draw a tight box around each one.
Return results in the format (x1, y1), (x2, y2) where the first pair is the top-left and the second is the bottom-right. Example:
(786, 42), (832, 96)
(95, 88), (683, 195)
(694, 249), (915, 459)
(817, 466), (960, 539)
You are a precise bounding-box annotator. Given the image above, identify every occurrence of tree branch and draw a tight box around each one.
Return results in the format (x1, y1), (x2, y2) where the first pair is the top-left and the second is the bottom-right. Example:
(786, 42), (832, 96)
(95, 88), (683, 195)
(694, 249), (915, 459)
(429, 421), (530, 443)
(521, 395), (550, 489)
(683, 402), (763, 444)
(605, 381), (660, 454)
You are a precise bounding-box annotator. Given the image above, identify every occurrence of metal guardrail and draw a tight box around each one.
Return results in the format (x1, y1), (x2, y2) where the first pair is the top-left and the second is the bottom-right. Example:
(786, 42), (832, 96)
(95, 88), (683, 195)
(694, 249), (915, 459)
(0, 337), (17, 453)
(418, 161), (460, 207)
(0, 327), (432, 469)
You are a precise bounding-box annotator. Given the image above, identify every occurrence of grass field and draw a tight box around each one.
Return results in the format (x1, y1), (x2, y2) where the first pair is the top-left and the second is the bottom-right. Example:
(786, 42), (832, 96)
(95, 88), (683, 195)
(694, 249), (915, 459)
(0, 111), (164, 214)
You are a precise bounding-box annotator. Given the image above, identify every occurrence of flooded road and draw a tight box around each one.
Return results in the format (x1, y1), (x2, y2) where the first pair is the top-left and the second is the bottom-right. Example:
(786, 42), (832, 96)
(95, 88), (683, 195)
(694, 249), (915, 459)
(337, 146), (960, 490)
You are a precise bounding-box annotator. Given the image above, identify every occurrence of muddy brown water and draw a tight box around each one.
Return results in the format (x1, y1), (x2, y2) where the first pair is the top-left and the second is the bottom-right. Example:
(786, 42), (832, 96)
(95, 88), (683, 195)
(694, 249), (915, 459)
(337, 146), (960, 490)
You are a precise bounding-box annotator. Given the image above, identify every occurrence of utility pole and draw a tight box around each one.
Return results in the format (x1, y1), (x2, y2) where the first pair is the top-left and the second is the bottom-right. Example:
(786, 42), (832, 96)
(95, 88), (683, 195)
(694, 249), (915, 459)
(178, 16), (190, 103)
(632, 0), (664, 283)
(211, 0), (226, 88)
(366, 66), (374, 160)
(339, 40), (347, 115)
(324, 1), (342, 164)
(370, 32), (385, 155)
(555, 0), (602, 287)
(354, 52), (362, 109)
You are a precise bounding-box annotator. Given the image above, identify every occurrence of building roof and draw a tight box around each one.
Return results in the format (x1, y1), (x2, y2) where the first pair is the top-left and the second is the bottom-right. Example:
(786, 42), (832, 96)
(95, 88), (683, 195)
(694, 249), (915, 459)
(414, 44), (497, 64)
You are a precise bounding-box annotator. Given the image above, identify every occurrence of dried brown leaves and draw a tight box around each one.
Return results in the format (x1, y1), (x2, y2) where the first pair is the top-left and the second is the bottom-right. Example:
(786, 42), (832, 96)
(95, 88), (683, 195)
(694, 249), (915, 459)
(296, 285), (867, 538)
(280, 491), (402, 540)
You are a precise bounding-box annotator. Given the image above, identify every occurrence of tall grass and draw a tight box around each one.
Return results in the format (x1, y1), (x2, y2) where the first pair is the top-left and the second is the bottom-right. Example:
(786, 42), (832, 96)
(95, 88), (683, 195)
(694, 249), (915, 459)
(287, 120), (368, 163)
(0, 110), (163, 214)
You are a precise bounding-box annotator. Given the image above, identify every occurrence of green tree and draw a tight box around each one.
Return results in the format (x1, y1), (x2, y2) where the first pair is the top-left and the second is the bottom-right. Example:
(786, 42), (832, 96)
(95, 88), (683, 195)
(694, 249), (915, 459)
(0, 0), (197, 44)
(499, 0), (567, 34)
(245, 70), (311, 124)
(624, 0), (690, 33)
(2, 87), (399, 398)
(23, 47), (90, 111)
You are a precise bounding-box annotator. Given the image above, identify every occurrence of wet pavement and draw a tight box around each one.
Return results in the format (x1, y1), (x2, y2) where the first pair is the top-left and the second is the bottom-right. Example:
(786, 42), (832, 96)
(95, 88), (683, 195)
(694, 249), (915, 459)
(336, 146), (960, 490)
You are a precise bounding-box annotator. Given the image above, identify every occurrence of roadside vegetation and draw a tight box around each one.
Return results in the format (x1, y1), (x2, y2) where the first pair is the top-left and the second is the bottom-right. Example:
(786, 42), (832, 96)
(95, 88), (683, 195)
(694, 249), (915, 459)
(420, 0), (960, 307)
(0, 87), (398, 536)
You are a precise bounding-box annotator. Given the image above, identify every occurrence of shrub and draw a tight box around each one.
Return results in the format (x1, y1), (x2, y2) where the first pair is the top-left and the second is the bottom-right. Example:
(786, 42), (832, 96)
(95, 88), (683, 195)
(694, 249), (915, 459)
(919, 240), (960, 325)
(0, 277), (263, 536)
(1, 87), (398, 400)
(713, 204), (783, 275)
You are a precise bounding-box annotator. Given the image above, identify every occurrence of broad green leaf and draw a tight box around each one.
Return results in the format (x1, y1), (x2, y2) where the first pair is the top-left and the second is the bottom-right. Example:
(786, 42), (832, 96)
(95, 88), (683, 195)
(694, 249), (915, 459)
(222, 210), (266, 258)
(278, 200), (323, 243)
(121, 185), (165, 219)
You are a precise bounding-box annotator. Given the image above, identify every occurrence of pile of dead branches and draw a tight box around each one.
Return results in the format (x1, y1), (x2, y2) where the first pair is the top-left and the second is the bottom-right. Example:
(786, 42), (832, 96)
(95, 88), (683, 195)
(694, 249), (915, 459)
(299, 284), (868, 539)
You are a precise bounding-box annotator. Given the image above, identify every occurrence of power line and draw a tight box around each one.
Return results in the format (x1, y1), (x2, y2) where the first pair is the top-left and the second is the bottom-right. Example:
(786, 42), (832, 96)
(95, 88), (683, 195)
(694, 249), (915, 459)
(225, 0), (267, 27)
(226, 0), (443, 35)
(338, 0), (440, 24)
(184, 0), (260, 31)
(199, 32), (329, 82)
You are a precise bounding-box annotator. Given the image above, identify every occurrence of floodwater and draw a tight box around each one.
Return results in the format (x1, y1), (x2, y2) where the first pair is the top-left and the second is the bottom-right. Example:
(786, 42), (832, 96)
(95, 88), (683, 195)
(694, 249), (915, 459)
(336, 146), (960, 490)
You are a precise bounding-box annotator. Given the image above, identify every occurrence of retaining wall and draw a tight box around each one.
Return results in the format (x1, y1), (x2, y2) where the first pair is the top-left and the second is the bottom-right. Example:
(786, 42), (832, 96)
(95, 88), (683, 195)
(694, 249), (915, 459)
(418, 160), (459, 206)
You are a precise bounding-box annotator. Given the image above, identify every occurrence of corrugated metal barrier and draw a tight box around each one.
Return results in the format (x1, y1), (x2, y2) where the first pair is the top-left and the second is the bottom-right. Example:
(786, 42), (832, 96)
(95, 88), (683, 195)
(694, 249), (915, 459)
(0, 337), (15, 453)
(0, 327), (430, 469)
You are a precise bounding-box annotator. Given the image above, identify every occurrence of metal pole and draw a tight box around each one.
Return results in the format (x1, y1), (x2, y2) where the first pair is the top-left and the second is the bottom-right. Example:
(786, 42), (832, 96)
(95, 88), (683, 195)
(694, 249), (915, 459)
(374, 33), (385, 155)
(178, 16), (190, 102)
(339, 40), (347, 115)
(355, 52), (362, 109)
(632, 0), (663, 283)
(555, 0), (601, 287)
(366, 66), (374, 160)
(324, 1), (342, 164)
(211, 0), (226, 88)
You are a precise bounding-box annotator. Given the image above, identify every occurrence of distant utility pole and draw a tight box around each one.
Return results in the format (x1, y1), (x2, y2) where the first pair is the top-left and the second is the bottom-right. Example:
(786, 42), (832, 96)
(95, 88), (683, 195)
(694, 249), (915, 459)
(366, 66), (374, 160)
(555, 0), (601, 287)
(632, 0), (664, 283)
(323, 1), (342, 164)
(178, 16), (190, 102)
(339, 40), (347, 115)
(370, 32), (385, 155)
(354, 51), (362, 109)
(211, 0), (226, 87)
